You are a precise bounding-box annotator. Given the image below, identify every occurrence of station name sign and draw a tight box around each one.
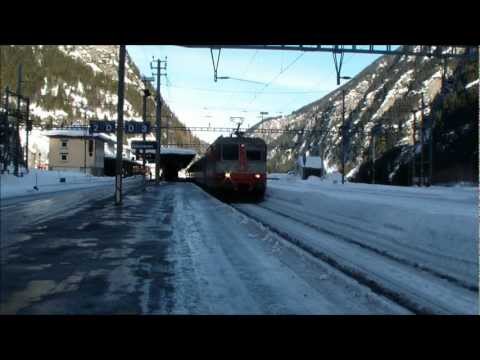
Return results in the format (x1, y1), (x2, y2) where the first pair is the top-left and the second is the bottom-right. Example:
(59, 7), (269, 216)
(90, 120), (151, 134)
(131, 141), (157, 150)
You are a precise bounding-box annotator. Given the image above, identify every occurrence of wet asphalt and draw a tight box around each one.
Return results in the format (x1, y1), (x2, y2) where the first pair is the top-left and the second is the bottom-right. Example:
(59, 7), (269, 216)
(1, 183), (175, 314)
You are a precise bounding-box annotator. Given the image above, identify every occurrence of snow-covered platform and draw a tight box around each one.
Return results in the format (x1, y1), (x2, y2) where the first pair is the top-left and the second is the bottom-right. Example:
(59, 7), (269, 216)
(1, 182), (409, 314)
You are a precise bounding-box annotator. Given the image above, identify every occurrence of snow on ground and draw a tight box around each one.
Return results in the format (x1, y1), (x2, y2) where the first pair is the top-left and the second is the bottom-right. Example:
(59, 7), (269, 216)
(0, 168), (142, 200)
(165, 183), (407, 314)
(265, 173), (478, 290)
(1, 182), (408, 314)
(228, 172), (479, 313)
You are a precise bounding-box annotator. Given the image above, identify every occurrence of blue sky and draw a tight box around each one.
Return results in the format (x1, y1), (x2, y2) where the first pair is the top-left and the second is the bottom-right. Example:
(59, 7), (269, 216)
(127, 46), (384, 143)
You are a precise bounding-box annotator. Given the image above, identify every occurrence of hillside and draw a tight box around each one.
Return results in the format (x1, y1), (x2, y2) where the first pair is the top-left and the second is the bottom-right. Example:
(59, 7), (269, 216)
(0, 45), (203, 149)
(248, 46), (478, 185)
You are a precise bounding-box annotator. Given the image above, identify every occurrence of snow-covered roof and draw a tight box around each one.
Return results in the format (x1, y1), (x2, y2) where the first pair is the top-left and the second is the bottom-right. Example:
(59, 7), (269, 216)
(160, 146), (197, 155)
(304, 156), (323, 169)
(141, 146), (197, 156)
(45, 128), (114, 143)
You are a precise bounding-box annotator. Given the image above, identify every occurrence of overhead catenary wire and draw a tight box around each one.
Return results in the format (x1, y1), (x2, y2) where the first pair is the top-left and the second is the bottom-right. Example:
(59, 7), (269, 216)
(278, 52), (357, 114)
(244, 52), (306, 108)
(221, 49), (260, 110)
(241, 50), (259, 78)
(164, 84), (333, 94)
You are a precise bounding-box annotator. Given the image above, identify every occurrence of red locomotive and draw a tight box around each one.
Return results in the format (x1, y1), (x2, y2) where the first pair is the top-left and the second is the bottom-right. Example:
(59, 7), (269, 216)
(187, 133), (267, 200)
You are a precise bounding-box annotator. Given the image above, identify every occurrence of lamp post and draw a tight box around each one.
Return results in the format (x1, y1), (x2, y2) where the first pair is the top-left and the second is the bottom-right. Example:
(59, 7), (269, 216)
(141, 76), (153, 182)
(115, 45), (126, 205)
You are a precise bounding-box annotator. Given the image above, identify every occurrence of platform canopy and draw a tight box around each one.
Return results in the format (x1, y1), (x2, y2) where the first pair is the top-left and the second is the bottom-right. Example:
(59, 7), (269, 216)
(138, 146), (197, 181)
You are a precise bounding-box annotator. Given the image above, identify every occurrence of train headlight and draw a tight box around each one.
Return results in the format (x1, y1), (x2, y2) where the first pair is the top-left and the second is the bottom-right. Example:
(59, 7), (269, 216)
(254, 174), (261, 179)
(225, 172), (231, 179)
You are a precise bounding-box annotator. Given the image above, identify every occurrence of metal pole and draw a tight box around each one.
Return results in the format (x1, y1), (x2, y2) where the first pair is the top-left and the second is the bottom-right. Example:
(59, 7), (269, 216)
(0, 46), (3, 101)
(155, 59), (162, 184)
(412, 111), (416, 186)
(429, 113), (434, 186)
(341, 89), (345, 184)
(372, 133), (376, 185)
(14, 64), (22, 176)
(84, 109), (87, 174)
(165, 115), (169, 146)
(142, 85), (147, 188)
(4, 88), (9, 172)
(25, 97), (29, 172)
(420, 94), (425, 187)
(115, 45), (126, 205)
(319, 140), (323, 177)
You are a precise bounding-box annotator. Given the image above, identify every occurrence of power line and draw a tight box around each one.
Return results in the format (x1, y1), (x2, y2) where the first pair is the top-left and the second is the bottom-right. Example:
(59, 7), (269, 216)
(275, 52), (359, 114)
(241, 50), (259, 78)
(244, 52), (306, 108)
(164, 84), (331, 94)
(220, 49), (260, 111)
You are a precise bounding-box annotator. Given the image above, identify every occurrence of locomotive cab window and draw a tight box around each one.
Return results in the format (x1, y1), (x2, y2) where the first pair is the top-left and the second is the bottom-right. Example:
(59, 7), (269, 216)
(246, 150), (262, 161)
(222, 144), (238, 160)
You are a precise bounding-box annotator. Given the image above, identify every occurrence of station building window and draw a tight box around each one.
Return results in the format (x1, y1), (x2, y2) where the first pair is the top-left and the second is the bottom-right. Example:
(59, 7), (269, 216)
(61, 153), (68, 161)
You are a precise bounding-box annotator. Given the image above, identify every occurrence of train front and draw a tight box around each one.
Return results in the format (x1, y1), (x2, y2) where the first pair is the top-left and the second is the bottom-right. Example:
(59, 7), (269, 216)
(214, 137), (267, 199)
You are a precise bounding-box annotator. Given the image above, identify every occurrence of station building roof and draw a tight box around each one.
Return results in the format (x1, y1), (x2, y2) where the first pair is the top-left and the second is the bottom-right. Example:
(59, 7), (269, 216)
(45, 128), (115, 144)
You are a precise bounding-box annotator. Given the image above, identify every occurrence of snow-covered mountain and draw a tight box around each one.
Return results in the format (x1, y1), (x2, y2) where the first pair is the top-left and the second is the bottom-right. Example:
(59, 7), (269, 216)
(1, 45), (202, 147)
(248, 46), (478, 185)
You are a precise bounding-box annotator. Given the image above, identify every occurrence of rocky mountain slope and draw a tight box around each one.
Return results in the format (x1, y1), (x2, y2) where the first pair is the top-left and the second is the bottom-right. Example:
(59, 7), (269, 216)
(0, 45), (203, 148)
(248, 46), (478, 185)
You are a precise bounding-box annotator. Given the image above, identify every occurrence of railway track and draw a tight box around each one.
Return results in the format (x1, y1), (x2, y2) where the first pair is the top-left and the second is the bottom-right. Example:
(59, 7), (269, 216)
(258, 201), (477, 292)
(229, 202), (478, 315)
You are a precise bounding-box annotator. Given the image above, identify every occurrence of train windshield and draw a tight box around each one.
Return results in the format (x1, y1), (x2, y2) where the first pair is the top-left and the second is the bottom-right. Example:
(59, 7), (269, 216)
(246, 150), (262, 161)
(222, 144), (239, 160)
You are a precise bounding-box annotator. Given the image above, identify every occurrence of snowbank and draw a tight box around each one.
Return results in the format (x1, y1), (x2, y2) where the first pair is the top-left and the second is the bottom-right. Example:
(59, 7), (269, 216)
(270, 171), (343, 184)
(266, 175), (478, 288)
(0, 169), (141, 200)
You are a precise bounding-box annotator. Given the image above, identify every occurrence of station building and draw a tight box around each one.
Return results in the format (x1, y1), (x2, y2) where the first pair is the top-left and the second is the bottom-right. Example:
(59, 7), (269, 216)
(46, 128), (113, 176)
